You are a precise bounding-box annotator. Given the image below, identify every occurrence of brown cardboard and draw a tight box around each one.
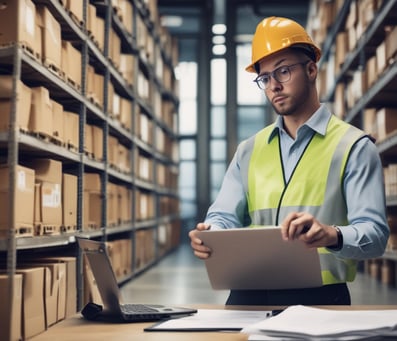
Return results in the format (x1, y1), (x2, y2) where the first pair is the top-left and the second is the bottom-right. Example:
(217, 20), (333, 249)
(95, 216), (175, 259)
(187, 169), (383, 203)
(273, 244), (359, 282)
(24, 159), (62, 227)
(377, 108), (397, 141)
(84, 123), (93, 156)
(29, 86), (53, 137)
(92, 124), (104, 160)
(63, 111), (79, 149)
(65, 0), (83, 24)
(16, 267), (46, 339)
(0, 165), (35, 234)
(0, 0), (39, 55)
(0, 274), (23, 341)
(36, 5), (62, 67)
(51, 100), (64, 143)
(62, 173), (77, 231)
(0, 76), (32, 132)
(39, 257), (77, 318)
(27, 158), (62, 184)
(84, 173), (101, 192)
(18, 264), (58, 328)
(61, 41), (82, 88)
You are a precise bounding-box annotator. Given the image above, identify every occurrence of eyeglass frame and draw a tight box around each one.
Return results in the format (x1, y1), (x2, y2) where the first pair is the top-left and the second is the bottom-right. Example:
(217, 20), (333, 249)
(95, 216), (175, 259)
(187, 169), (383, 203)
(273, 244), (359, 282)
(253, 60), (311, 90)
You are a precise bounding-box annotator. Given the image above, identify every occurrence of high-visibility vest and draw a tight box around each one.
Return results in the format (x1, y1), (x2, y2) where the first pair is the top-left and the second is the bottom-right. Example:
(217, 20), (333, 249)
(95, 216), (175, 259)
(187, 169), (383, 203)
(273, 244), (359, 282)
(243, 115), (366, 284)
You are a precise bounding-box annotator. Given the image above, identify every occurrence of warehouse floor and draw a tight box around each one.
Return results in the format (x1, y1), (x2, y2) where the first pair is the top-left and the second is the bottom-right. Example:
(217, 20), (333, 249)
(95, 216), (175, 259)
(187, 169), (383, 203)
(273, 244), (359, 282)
(120, 242), (397, 306)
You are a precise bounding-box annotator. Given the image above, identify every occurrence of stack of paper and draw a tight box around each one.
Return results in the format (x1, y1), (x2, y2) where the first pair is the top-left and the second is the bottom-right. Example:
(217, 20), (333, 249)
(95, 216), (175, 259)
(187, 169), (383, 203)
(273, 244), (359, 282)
(242, 305), (397, 340)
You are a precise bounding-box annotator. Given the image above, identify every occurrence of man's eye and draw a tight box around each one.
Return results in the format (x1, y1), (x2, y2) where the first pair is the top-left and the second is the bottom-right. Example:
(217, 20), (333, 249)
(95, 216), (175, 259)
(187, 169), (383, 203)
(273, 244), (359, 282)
(261, 75), (270, 83)
(278, 67), (289, 75)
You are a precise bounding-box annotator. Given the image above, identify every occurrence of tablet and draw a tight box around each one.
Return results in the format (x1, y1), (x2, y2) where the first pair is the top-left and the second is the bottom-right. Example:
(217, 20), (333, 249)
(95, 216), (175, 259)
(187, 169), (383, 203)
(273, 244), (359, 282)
(197, 226), (323, 290)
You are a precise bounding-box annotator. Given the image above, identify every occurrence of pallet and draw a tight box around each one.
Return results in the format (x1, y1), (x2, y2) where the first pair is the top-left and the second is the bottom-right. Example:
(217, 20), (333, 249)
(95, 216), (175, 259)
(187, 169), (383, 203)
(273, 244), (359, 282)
(61, 224), (77, 233)
(29, 131), (64, 147)
(0, 225), (34, 239)
(43, 59), (65, 80)
(34, 223), (61, 236)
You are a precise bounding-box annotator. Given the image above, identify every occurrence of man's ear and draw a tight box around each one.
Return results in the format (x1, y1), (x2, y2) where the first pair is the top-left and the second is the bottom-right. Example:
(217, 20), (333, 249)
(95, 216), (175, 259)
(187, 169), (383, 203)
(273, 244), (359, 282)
(307, 61), (318, 82)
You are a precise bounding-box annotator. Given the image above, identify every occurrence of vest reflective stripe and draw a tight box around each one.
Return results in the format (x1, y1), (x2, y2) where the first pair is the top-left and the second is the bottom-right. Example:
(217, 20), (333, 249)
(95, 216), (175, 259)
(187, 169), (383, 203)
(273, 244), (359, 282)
(245, 115), (365, 284)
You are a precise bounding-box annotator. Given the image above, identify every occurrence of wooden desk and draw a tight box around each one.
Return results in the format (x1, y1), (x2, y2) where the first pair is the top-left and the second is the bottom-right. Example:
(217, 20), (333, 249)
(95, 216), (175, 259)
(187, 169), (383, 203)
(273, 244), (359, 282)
(31, 305), (397, 341)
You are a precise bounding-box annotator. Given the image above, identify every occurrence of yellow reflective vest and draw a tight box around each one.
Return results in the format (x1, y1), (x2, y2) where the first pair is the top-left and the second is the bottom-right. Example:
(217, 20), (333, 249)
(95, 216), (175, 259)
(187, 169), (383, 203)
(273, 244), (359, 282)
(246, 115), (366, 285)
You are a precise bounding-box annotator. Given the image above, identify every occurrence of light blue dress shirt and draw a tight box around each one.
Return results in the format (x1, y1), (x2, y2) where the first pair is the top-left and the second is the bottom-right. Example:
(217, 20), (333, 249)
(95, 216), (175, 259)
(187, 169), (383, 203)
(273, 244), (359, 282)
(204, 104), (389, 260)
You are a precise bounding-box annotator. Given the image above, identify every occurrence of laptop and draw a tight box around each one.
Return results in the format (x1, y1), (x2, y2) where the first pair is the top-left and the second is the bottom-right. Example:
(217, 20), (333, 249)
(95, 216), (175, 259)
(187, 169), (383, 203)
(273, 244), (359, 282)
(197, 226), (323, 290)
(77, 237), (197, 322)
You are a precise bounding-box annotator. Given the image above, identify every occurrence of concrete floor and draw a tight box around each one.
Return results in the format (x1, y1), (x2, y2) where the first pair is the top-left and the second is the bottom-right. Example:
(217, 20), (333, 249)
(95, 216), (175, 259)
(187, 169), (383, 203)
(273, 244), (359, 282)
(120, 243), (397, 306)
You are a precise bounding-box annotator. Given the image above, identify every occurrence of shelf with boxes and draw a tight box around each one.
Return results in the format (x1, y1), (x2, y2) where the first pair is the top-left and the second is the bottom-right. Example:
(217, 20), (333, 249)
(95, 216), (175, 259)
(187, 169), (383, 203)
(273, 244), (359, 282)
(1, 0), (181, 339)
(308, 0), (397, 287)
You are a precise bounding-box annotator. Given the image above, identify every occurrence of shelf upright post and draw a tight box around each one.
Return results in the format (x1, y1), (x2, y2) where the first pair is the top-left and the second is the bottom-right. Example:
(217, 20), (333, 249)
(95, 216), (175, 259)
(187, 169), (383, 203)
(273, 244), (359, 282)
(76, 0), (89, 311)
(102, 0), (112, 239)
(6, 42), (22, 341)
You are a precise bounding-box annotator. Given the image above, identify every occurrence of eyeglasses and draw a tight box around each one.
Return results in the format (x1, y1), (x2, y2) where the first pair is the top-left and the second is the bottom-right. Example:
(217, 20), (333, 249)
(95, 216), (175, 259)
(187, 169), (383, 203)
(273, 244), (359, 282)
(253, 60), (311, 90)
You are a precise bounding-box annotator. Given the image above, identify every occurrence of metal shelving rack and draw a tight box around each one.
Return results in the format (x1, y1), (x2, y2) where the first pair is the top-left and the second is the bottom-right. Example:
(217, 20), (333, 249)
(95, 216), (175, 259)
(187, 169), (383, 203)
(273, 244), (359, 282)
(1, 0), (181, 334)
(313, 0), (397, 263)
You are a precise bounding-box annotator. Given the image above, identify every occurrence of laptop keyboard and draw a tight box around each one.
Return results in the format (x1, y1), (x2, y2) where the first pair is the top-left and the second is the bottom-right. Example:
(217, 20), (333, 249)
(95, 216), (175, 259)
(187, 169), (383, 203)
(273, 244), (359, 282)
(121, 304), (159, 314)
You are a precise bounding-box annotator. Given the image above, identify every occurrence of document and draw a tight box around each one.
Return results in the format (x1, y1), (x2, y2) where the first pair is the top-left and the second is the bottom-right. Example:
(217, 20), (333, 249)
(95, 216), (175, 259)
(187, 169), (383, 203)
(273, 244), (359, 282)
(145, 309), (273, 332)
(241, 305), (397, 340)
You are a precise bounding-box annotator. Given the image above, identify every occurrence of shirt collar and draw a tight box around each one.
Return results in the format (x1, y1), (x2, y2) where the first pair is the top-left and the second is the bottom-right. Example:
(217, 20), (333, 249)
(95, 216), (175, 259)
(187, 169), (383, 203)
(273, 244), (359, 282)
(268, 104), (332, 143)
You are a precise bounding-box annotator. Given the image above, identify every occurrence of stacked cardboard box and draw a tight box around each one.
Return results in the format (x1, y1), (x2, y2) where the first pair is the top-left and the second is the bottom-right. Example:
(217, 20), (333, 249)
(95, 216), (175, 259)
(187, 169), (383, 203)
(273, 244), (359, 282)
(0, 76), (31, 133)
(0, 274), (23, 341)
(36, 5), (62, 70)
(62, 173), (77, 232)
(83, 172), (102, 230)
(0, 0), (40, 57)
(23, 159), (62, 235)
(0, 165), (35, 237)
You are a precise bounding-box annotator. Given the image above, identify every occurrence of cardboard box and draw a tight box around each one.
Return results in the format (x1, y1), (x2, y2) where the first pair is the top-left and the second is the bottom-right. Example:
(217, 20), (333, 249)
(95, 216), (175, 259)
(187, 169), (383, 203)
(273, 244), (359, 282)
(63, 111), (79, 149)
(92, 124), (104, 160)
(84, 173), (101, 192)
(16, 267), (46, 339)
(36, 5), (62, 67)
(25, 159), (62, 228)
(0, 0), (39, 55)
(51, 100), (64, 143)
(18, 264), (58, 327)
(61, 40), (82, 88)
(84, 123), (93, 156)
(0, 76), (32, 132)
(64, 0), (83, 24)
(23, 262), (67, 323)
(29, 86), (53, 137)
(0, 165), (35, 236)
(39, 257), (77, 318)
(62, 173), (77, 231)
(377, 108), (397, 141)
(385, 25), (397, 62)
(82, 172), (102, 229)
(0, 274), (23, 341)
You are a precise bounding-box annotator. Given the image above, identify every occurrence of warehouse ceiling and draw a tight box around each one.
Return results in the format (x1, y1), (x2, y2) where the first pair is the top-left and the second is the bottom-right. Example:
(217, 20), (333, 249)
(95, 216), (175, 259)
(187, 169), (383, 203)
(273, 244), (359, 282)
(157, 0), (310, 36)
(157, 0), (311, 60)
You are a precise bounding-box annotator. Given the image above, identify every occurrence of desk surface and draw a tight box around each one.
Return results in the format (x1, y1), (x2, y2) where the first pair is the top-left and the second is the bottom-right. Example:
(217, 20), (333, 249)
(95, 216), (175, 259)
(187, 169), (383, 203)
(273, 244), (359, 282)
(31, 305), (397, 341)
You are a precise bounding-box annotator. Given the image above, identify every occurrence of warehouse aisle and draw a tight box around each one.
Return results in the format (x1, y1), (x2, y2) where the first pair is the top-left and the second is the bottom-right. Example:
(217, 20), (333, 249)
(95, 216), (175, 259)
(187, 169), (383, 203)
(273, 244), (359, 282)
(120, 243), (397, 305)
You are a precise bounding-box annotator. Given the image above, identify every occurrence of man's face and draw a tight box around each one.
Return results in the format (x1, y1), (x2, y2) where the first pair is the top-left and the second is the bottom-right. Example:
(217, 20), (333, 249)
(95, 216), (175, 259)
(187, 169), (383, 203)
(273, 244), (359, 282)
(256, 49), (313, 117)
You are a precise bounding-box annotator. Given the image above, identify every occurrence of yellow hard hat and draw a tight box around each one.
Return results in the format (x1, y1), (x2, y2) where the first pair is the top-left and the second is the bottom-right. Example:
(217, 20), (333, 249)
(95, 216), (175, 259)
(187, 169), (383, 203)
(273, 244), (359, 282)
(246, 16), (322, 73)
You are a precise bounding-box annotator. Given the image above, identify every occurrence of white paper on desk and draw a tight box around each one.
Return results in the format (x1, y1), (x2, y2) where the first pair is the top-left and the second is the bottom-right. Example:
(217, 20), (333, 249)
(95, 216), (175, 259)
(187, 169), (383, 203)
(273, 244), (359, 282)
(242, 305), (397, 340)
(145, 309), (272, 331)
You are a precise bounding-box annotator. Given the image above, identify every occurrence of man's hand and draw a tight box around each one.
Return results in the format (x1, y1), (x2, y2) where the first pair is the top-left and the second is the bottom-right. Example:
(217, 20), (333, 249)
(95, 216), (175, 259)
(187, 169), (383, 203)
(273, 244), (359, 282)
(280, 212), (339, 248)
(188, 223), (212, 259)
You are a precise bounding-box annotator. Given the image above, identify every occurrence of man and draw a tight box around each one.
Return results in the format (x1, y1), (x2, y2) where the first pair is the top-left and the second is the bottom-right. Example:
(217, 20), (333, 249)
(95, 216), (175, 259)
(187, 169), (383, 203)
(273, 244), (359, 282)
(189, 16), (389, 305)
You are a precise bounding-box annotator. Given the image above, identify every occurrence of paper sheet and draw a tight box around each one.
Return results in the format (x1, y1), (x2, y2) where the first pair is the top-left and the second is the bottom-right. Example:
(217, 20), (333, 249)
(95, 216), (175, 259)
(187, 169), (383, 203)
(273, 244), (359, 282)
(145, 309), (273, 331)
(242, 305), (397, 340)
